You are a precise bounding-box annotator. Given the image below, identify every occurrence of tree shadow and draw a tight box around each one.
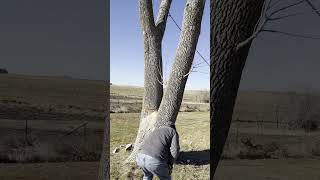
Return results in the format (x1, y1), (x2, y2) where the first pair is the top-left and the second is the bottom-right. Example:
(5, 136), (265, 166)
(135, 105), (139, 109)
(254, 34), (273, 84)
(176, 149), (210, 165)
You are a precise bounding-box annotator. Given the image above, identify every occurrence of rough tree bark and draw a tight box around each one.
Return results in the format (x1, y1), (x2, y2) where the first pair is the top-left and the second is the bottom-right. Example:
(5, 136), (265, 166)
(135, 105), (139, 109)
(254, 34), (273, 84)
(126, 0), (205, 163)
(98, 116), (109, 180)
(210, 0), (265, 177)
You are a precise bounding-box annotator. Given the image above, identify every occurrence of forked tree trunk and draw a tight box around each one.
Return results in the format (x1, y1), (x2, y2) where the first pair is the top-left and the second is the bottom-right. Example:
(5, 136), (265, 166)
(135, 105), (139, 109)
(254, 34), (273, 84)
(126, 0), (205, 163)
(210, 0), (265, 177)
(125, 0), (171, 163)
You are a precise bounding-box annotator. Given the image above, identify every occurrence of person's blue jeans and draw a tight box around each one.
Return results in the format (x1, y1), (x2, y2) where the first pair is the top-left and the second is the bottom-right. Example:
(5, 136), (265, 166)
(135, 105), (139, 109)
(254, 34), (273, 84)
(136, 153), (171, 180)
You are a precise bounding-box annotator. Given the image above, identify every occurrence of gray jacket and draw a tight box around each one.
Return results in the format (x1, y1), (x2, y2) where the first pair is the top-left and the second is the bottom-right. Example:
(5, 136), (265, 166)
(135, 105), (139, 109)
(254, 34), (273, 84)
(139, 126), (180, 164)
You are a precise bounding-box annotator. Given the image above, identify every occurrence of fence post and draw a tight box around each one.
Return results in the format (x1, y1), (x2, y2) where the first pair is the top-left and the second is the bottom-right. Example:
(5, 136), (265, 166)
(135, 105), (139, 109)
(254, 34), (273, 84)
(83, 123), (87, 142)
(261, 116), (264, 135)
(25, 119), (28, 144)
(236, 118), (239, 144)
(275, 104), (280, 129)
(256, 115), (259, 134)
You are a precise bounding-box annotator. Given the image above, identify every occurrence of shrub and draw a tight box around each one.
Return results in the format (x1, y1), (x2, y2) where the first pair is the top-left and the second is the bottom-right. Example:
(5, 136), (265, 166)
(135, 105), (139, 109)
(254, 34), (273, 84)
(237, 139), (287, 159)
(311, 143), (320, 156)
(181, 105), (200, 112)
(302, 119), (318, 132)
(55, 142), (100, 161)
(111, 106), (129, 113)
(0, 68), (8, 74)
(1, 137), (49, 163)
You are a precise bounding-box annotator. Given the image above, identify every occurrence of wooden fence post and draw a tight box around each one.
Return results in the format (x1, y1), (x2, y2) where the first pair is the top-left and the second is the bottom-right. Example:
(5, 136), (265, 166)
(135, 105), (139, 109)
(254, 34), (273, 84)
(275, 104), (280, 129)
(83, 123), (87, 142)
(236, 118), (239, 144)
(25, 119), (28, 144)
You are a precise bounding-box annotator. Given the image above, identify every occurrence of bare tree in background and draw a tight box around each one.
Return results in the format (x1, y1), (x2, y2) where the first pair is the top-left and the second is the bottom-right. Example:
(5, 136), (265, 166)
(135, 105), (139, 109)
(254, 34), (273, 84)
(211, 0), (320, 177)
(126, 0), (206, 162)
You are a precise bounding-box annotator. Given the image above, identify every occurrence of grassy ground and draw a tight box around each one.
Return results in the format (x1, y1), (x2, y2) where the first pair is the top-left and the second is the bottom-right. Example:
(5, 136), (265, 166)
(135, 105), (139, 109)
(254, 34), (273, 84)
(111, 84), (209, 103)
(0, 162), (99, 180)
(215, 159), (320, 180)
(1, 159), (319, 180)
(0, 74), (106, 163)
(2, 75), (320, 179)
(110, 84), (210, 179)
(110, 112), (210, 180)
(0, 74), (107, 121)
(1, 159), (320, 180)
(110, 85), (210, 113)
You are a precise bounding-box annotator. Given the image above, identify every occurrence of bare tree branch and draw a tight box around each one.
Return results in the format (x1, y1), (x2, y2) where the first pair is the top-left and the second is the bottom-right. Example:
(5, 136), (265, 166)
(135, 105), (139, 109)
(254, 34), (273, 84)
(183, 65), (197, 78)
(268, 12), (305, 21)
(236, 31), (260, 51)
(236, 0), (320, 51)
(155, 0), (173, 38)
(183, 59), (209, 78)
(193, 61), (205, 67)
(269, 0), (305, 17)
(305, 0), (320, 17)
(236, 0), (269, 51)
(265, 0), (274, 12)
(156, 77), (164, 86)
(262, 29), (320, 39)
(267, 0), (284, 11)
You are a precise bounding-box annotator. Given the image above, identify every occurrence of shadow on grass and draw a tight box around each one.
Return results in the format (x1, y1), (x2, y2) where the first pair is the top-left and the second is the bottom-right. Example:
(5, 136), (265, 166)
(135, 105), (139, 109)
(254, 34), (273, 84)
(176, 149), (209, 165)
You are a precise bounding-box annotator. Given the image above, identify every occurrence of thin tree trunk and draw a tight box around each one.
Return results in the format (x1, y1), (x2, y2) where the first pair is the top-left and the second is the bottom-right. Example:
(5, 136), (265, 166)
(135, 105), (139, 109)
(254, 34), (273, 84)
(210, 0), (264, 177)
(126, 0), (205, 163)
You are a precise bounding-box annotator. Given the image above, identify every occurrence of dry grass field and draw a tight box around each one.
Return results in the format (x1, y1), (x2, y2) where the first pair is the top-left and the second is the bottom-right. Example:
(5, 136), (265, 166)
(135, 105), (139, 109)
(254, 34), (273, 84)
(0, 74), (106, 164)
(110, 84), (210, 179)
(110, 112), (210, 180)
(1, 74), (320, 179)
(1, 159), (320, 180)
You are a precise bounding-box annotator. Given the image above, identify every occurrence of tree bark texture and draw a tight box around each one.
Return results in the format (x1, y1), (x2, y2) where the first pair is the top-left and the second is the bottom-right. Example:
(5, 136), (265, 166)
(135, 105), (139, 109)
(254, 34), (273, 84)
(210, 0), (265, 177)
(126, 0), (205, 163)
(98, 117), (109, 179)
(126, 0), (172, 163)
(156, 0), (205, 127)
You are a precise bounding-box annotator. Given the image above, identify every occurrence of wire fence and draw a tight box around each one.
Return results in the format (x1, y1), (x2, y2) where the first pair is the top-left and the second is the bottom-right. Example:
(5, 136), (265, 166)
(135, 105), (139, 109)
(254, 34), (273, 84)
(0, 118), (105, 163)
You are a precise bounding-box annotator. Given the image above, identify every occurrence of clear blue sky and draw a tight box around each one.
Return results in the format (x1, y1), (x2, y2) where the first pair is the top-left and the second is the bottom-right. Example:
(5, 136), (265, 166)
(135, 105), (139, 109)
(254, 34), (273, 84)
(110, 0), (209, 90)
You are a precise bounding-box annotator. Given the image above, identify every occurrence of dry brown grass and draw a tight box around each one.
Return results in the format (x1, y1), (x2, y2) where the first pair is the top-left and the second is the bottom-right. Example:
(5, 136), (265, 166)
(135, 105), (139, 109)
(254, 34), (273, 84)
(110, 112), (210, 180)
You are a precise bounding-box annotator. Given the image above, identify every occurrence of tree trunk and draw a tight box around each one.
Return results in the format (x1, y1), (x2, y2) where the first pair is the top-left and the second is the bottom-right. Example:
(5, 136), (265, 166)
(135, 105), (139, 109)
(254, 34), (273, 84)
(156, 0), (205, 126)
(98, 117), (109, 180)
(126, 0), (205, 163)
(126, 0), (171, 163)
(210, 0), (265, 177)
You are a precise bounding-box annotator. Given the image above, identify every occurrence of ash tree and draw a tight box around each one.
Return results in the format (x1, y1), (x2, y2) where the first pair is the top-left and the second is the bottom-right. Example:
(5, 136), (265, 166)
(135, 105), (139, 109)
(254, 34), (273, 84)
(126, 0), (206, 162)
(98, 1), (206, 179)
(211, 0), (320, 177)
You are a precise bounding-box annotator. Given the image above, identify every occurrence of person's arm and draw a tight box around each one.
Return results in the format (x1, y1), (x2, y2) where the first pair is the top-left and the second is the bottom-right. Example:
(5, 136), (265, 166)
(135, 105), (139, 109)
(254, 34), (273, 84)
(170, 131), (180, 163)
